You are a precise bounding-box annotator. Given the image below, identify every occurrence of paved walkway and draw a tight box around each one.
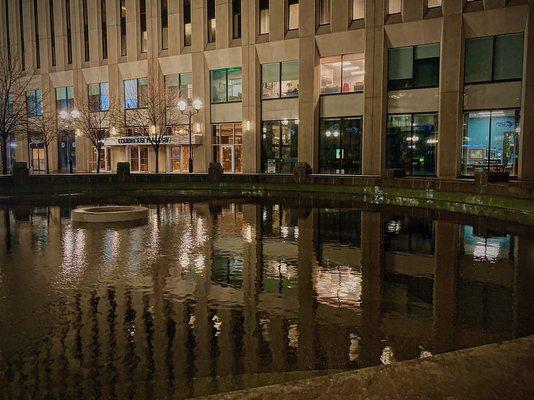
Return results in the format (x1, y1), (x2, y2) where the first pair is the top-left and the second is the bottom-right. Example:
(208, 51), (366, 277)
(198, 336), (534, 400)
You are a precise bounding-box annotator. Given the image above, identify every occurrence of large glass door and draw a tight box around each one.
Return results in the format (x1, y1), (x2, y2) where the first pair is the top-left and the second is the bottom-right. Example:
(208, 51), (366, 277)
(319, 117), (362, 174)
(212, 123), (243, 173)
(129, 146), (149, 172)
(31, 148), (46, 172)
(58, 132), (76, 173)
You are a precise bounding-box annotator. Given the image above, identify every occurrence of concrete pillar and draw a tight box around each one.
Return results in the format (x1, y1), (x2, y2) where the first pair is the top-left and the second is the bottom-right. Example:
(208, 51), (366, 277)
(297, 210), (316, 369)
(438, 0), (463, 178)
(519, 6), (534, 180)
(359, 211), (384, 367)
(242, 0), (260, 173)
(402, 0), (424, 22)
(362, 0), (385, 175)
(192, 0), (209, 172)
(514, 236), (534, 337)
(331, 0), (350, 33)
(432, 221), (459, 353)
(298, 0), (319, 171)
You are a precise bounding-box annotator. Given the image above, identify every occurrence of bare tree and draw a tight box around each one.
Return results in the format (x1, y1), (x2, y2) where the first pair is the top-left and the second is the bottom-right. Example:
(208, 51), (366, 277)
(74, 94), (121, 173)
(124, 75), (180, 173)
(27, 94), (58, 174)
(0, 50), (35, 174)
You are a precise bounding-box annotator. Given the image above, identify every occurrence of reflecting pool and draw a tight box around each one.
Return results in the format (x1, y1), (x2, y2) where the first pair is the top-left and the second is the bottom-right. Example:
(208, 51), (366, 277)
(0, 202), (533, 399)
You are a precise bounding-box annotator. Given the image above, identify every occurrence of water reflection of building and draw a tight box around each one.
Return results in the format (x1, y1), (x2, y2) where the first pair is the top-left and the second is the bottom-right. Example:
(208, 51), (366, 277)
(0, 203), (533, 399)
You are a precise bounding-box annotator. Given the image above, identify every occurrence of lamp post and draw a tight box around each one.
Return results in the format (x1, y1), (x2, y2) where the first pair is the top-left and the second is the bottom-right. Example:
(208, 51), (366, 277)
(177, 99), (203, 173)
(58, 109), (80, 174)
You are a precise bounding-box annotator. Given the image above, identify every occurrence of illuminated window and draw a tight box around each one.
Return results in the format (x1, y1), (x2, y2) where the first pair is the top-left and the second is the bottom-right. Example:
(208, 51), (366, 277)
(288, 0), (299, 30)
(165, 73), (193, 101)
(207, 0), (216, 43)
(183, 0), (192, 46)
(232, 0), (241, 39)
(210, 67), (242, 103)
(139, 0), (147, 52)
(88, 83), (110, 112)
(124, 78), (148, 109)
(388, 0), (401, 14)
(120, 0), (127, 56)
(259, 0), (269, 34)
(161, 0), (168, 50)
(352, 0), (364, 20)
(319, 0), (329, 25)
(320, 54), (365, 94)
(262, 61), (299, 99)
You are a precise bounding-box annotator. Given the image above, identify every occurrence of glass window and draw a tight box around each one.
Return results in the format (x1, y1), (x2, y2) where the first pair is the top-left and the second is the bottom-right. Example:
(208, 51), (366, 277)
(120, 0), (127, 56)
(124, 78), (147, 109)
(319, 0), (330, 25)
(427, 0), (441, 7)
(281, 61), (299, 97)
(386, 113), (438, 176)
(56, 87), (74, 113)
(210, 67), (242, 103)
(89, 83), (109, 112)
(49, 0), (56, 66)
(262, 63), (281, 99)
(465, 33), (524, 84)
(319, 117), (362, 175)
(66, 0), (72, 64)
(461, 110), (520, 176)
(27, 89), (43, 116)
(288, 0), (299, 30)
(352, 0), (364, 20)
(494, 33), (524, 81)
(232, 0), (241, 39)
(388, 44), (440, 90)
(320, 54), (365, 94)
(262, 120), (298, 173)
(34, 0), (40, 68)
(165, 73), (193, 101)
(388, 0), (401, 14)
(212, 123), (243, 173)
(262, 61), (300, 99)
(207, 0), (216, 43)
(464, 37), (493, 83)
(183, 0), (192, 46)
(82, 0), (89, 61)
(227, 67), (243, 101)
(259, 0), (269, 34)
(161, 0), (168, 50)
(139, 0), (147, 52)
(101, 0), (108, 59)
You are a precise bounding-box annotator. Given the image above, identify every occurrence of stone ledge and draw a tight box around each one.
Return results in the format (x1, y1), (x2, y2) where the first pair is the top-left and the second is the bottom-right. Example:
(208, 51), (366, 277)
(198, 336), (534, 400)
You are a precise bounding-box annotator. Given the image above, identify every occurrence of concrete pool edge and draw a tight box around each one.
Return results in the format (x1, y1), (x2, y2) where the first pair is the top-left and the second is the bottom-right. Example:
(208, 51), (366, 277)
(196, 335), (534, 400)
(1, 180), (534, 226)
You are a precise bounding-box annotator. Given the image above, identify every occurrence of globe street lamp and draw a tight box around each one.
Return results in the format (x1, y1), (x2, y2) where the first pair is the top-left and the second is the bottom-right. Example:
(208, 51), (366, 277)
(58, 109), (80, 174)
(177, 99), (203, 173)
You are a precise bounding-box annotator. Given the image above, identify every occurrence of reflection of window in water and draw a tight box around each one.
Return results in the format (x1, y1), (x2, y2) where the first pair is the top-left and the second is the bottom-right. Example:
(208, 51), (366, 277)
(262, 260), (298, 296)
(315, 265), (362, 308)
(261, 205), (299, 240)
(384, 217), (435, 255)
(318, 209), (361, 246)
(211, 252), (243, 289)
(380, 346), (396, 365)
(460, 225), (514, 263)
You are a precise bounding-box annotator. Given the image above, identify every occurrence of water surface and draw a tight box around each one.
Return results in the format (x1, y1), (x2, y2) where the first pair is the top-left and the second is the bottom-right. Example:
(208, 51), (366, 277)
(1, 202), (533, 399)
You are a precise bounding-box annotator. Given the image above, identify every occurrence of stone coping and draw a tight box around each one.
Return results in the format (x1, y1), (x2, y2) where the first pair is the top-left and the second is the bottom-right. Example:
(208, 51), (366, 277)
(71, 205), (149, 223)
(197, 336), (534, 400)
(0, 173), (533, 226)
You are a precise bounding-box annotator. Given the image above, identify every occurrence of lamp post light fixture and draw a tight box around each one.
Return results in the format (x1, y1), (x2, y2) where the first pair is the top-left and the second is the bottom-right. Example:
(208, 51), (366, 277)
(58, 109), (80, 174)
(177, 98), (203, 173)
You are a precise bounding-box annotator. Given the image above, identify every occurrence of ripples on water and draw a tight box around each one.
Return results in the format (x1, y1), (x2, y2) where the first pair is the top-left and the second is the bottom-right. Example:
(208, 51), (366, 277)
(0, 202), (533, 399)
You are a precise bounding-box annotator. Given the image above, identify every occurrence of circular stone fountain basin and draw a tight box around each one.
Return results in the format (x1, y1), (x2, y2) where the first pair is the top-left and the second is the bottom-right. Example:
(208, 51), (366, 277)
(71, 206), (149, 223)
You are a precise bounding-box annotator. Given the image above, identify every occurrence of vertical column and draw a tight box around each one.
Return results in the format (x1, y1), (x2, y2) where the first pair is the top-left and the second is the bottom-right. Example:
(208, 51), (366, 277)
(362, 0), (385, 175)
(402, 0), (424, 22)
(268, 0), (285, 42)
(168, 0), (180, 55)
(514, 237), (534, 338)
(331, 0), (349, 33)
(432, 221), (459, 353)
(298, 0), (319, 171)
(519, 6), (534, 180)
(359, 211), (384, 367)
(242, 0), (260, 172)
(437, 0), (463, 178)
(297, 210), (316, 370)
(125, 0), (138, 61)
(242, 203), (262, 372)
(216, 0), (230, 49)
(192, 0), (209, 172)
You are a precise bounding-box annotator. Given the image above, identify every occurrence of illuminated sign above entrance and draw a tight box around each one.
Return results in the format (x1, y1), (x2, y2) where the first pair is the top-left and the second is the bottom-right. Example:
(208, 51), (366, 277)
(104, 135), (203, 146)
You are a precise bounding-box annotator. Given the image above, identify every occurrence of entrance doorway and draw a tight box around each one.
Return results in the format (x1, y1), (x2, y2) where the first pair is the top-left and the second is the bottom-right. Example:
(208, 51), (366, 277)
(169, 146), (191, 173)
(128, 146), (149, 172)
(58, 132), (76, 173)
(31, 148), (47, 172)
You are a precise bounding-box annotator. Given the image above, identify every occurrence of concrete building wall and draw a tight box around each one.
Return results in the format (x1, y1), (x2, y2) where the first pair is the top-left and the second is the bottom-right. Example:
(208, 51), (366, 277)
(0, 0), (532, 179)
